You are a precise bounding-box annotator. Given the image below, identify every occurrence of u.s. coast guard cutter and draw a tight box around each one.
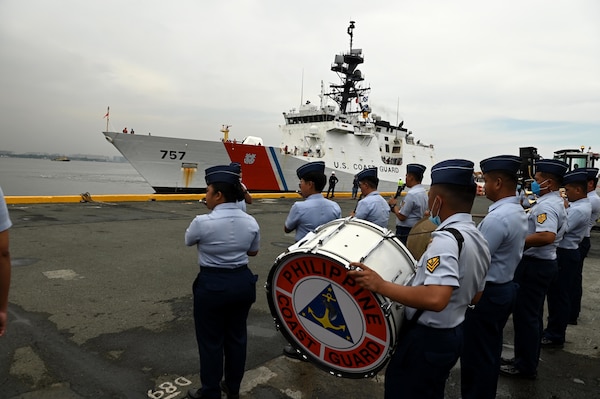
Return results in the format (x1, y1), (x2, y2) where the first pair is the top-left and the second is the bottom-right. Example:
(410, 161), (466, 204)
(103, 21), (435, 193)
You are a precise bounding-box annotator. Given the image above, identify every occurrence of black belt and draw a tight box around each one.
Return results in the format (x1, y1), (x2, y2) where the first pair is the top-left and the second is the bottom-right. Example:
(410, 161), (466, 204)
(200, 265), (248, 273)
(485, 281), (512, 287)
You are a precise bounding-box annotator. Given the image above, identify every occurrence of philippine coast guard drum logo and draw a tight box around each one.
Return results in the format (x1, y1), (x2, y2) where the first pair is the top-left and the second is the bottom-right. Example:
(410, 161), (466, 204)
(269, 254), (391, 377)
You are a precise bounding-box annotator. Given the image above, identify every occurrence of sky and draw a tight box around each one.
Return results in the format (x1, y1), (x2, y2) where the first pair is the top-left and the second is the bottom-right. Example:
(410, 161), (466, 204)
(1, 0), (599, 167)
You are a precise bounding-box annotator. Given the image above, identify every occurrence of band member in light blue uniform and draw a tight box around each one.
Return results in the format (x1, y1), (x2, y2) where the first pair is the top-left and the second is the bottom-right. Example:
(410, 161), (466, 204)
(461, 155), (527, 399)
(185, 164), (260, 399)
(389, 163), (428, 244)
(284, 162), (341, 242)
(352, 167), (390, 228)
(543, 169), (591, 347)
(349, 159), (490, 399)
(501, 158), (568, 379)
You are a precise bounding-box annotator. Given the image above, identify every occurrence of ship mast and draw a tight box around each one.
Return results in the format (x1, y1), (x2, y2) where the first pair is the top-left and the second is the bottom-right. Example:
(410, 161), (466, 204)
(327, 20), (370, 116)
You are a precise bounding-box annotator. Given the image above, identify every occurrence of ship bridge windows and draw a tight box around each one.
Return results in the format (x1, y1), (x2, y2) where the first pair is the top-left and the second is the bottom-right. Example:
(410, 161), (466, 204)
(286, 114), (336, 124)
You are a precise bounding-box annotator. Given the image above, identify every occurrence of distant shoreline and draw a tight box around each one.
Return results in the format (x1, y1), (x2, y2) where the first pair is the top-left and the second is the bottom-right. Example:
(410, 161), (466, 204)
(0, 153), (126, 163)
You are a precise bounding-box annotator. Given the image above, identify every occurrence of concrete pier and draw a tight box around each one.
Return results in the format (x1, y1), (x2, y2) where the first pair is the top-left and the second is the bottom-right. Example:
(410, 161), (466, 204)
(2, 196), (599, 398)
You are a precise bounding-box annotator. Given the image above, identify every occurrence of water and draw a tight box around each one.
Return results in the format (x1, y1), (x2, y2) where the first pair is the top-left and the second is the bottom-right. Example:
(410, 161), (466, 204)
(0, 157), (152, 196)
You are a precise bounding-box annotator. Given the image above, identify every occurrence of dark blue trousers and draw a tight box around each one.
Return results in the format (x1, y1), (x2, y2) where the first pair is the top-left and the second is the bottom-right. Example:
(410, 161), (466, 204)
(512, 256), (558, 374)
(395, 226), (412, 245)
(461, 281), (518, 399)
(544, 248), (580, 343)
(570, 236), (590, 322)
(193, 267), (257, 399)
(384, 323), (462, 399)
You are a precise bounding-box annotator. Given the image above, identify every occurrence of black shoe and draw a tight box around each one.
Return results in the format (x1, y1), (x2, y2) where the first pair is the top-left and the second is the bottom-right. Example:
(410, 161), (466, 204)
(541, 337), (564, 348)
(283, 344), (307, 361)
(220, 381), (240, 399)
(187, 388), (204, 399)
(499, 364), (537, 380)
(500, 357), (514, 366)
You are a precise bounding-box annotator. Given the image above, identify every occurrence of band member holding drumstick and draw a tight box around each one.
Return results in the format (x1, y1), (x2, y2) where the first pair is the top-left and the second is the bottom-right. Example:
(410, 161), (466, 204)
(283, 161), (341, 358)
(388, 163), (428, 244)
(349, 159), (490, 399)
(351, 167), (390, 228)
(460, 155), (527, 399)
(185, 164), (260, 399)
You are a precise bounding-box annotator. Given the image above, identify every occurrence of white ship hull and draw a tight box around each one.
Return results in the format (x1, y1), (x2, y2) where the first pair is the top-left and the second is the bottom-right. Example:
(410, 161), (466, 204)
(103, 131), (229, 193)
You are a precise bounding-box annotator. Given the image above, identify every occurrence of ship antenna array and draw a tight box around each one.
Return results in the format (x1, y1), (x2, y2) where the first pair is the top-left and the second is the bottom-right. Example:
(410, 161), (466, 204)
(347, 20), (355, 50)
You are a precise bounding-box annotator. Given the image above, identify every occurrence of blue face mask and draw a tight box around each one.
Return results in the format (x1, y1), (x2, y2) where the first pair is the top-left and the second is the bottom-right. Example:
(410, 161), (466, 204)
(429, 197), (441, 226)
(531, 179), (549, 196)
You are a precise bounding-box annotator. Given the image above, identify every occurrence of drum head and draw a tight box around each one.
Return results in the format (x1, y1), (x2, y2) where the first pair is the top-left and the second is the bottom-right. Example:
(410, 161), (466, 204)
(406, 217), (436, 260)
(266, 251), (397, 379)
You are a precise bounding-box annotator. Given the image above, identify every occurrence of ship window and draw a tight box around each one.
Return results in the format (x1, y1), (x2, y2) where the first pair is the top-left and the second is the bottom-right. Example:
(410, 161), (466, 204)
(385, 144), (390, 152)
(384, 136), (389, 141)
(392, 146), (401, 154)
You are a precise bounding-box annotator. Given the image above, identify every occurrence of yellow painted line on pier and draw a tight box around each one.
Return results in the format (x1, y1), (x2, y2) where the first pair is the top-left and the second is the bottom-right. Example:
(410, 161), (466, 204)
(5, 192), (399, 205)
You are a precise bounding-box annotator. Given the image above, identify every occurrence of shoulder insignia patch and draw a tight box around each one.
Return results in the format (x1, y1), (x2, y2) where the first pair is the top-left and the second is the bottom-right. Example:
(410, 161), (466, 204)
(426, 256), (441, 273)
(537, 213), (547, 224)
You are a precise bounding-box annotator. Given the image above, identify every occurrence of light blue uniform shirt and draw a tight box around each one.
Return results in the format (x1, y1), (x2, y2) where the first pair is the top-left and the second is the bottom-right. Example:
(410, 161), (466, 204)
(285, 194), (341, 241)
(396, 184), (428, 228)
(185, 203), (260, 269)
(478, 196), (528, 283)
(523, 191), (567, 260)
(560, 198), (591, 249)
(587, 191), (600, 237)
(354, 191), (390, 228)
(406, 213), (490, 328)
(0, 187), (12, 232)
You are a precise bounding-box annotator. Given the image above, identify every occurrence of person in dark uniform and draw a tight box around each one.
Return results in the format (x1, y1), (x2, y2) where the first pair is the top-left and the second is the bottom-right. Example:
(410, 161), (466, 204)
(351, 174), (359, 199)
(460, 155), (527, 399)
(349, 159), (490, 399)
(570, 167), (600, 324)
(500, 158), (568, 379)
(283, 161), (341, 358)
(326, 171), (339, 198)
(542, 169), (591, 347)
(185, 164), (261, 399)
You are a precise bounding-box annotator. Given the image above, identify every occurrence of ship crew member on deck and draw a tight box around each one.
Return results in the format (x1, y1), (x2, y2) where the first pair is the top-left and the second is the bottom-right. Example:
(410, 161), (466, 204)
(351, 174), (359, 199)
(351, 167), (390, 228)
(349, 159), (490, 399)
(460, 155), (527, 399)
(283, 161), (341, 359)
(185, 164), (260, 399)
(570, 167), (600, 324)
(326, 171), (338, 198)
(542, 169), (591, 348)
(500, 158), (568, 379)
(388, 163), (428, 244)
(229, 162), (252, 212)
(394, 177), (406, 198)
(0, 186), (12, 337)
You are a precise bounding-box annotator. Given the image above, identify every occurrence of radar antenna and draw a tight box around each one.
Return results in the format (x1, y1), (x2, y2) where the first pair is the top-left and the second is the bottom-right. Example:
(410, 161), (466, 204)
(347, 20), (355, 50)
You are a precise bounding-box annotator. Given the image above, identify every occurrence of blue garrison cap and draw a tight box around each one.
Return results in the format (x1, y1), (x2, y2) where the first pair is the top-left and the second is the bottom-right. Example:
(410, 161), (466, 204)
(296, 161), (325, 179)
(229, 162), (242, 174)
(357, 167), (378, 181)
(407, 163), (426, 177)
(585, 167), (599, 180)
(431, 159), (475, 186)
(536, 159), (568, 177)
(480, 155), (522, 175)
(563, 169), (588, 185)
(205, 165), (240, 185)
